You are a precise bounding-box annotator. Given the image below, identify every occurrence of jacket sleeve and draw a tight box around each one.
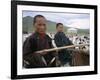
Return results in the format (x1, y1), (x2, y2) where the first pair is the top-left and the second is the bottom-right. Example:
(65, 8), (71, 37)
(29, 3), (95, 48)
(54, 34), (64, 47)
(23, 36), (35, 58)
(60, 33), (73, 45)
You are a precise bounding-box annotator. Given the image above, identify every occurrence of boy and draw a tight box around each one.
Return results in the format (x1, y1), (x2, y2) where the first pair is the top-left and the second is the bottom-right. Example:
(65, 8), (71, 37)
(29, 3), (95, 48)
(23, 15), (56, 68)
(54, 23), (73, 66)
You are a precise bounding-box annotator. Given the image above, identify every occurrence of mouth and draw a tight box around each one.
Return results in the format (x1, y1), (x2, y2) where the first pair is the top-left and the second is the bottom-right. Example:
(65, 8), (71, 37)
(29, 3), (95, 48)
(39, 30), (45, 33)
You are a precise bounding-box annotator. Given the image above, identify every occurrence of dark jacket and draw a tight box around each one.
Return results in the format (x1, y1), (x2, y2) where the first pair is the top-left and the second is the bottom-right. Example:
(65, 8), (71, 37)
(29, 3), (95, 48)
(54, 32), (73, 65)
(23, 32), (56, 68)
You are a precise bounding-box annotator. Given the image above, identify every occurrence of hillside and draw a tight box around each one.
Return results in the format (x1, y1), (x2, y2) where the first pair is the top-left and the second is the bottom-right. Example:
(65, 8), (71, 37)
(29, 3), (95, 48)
(23, 16), (89, 35)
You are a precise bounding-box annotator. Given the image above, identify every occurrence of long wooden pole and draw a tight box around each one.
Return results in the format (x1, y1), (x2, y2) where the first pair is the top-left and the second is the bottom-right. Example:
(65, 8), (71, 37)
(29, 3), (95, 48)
(35, 44), (89, 53)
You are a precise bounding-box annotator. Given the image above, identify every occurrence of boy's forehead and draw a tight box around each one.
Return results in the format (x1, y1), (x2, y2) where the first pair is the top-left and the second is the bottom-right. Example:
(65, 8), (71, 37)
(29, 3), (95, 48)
(36, 17), (46, 23)
(58, 25), (63, 27)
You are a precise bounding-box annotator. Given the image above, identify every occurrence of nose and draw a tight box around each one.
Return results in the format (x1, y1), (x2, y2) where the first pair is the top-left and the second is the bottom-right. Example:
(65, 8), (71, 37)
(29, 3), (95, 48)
(40, 25), (46, 29)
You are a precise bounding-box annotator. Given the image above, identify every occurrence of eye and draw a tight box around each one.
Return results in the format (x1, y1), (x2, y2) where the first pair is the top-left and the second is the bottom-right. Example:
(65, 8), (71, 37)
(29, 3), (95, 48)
(43, 24), (46, 26)
(38, 24), (42, 26)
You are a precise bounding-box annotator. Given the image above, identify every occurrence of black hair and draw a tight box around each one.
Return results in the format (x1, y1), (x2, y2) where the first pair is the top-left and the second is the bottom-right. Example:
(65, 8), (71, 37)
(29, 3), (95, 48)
(56, 23), (63, 28)
(33, 15), (45, 25)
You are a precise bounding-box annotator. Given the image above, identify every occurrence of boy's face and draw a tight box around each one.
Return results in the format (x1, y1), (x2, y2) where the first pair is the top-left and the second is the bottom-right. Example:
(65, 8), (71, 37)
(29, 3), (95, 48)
(57, 24), (64, 32)
(34, 17), (47, 34)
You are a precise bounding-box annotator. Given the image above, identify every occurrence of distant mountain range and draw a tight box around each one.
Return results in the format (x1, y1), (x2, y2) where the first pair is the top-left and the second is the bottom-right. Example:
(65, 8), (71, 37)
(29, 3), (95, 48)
(23, 16), (89, 35)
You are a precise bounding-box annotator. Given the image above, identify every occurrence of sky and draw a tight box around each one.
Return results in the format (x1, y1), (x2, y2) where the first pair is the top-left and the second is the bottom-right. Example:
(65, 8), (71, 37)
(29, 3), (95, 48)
(23, 11), (90, 29)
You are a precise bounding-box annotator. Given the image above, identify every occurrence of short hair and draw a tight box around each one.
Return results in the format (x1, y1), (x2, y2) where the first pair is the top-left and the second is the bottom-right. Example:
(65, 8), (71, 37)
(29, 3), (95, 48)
(56, 23), (63, 28)
(33, 15), (45, 25)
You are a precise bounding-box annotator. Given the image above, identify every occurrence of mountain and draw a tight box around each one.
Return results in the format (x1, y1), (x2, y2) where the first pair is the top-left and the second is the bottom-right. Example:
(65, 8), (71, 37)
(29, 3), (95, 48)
(23, 16), (33, 33)
(23, 16), (89, 35)
(23, 16), (68, 33)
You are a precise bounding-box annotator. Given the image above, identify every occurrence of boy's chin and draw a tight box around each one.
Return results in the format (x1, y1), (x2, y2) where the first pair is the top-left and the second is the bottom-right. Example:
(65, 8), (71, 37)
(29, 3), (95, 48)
(39, 32), (46, 34)
(58, 31), (63, 32)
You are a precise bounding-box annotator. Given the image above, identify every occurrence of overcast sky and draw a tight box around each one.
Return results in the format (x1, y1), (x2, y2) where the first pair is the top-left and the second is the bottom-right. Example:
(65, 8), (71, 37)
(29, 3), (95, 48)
(23, 11), (90, 29)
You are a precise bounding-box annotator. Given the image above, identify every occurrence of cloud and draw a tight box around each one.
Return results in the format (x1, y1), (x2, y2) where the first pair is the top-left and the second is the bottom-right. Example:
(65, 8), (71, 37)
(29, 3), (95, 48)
(67, 18), (90, 29)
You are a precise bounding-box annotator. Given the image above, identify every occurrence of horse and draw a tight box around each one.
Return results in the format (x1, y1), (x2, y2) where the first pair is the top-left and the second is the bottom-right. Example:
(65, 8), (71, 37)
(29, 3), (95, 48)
(71, 49), (89, 66)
